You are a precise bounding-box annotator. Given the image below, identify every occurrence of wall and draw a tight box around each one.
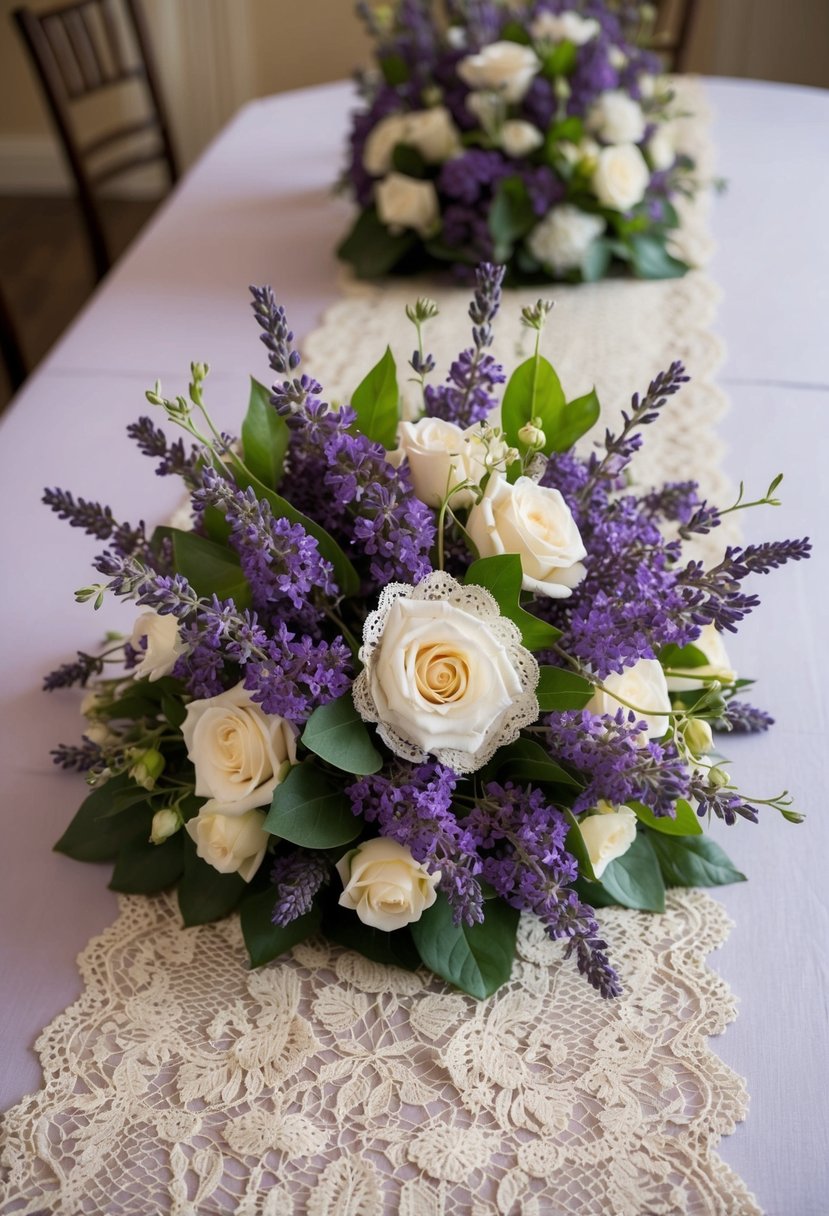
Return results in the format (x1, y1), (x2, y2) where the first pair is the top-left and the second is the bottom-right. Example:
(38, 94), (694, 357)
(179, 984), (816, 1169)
(0, 0), (825, 195)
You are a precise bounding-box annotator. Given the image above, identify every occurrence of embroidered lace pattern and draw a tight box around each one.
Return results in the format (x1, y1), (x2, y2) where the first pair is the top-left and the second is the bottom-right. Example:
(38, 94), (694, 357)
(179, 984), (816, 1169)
(0, 79), (761, 1215)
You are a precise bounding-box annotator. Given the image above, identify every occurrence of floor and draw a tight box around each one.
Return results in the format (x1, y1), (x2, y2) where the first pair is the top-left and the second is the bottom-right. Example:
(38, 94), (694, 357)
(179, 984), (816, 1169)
(0, 194), (158, 412)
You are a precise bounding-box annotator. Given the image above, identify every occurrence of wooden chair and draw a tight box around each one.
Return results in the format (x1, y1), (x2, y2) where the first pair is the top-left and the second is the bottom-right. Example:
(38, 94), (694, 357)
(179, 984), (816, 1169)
(13, 0), (179, 282)
(649, 0), (700, 72)
(0, 284), (28, 396)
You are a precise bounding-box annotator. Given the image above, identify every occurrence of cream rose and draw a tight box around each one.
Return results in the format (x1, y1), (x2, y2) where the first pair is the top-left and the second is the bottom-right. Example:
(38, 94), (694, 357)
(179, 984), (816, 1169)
(458, 41), (540, 103)
(500, 120), (544, 158)
(530, 10), (600, 45)
(337, 837), (440, 931)
(527, 204), (605, 274)
(579, 804), (638, 878)
(587, 91), (646, 145)
(586, 659), (671, 740)
(466, 475), (587, 598)
(376, 173), (440, 237)
(181, 682), (297, 814)
(363, 113), (410, 176)
(647, 126), (676, 172)
(397, 417), (475, 508)
(665, 624), (737, 692)
(364, 108), (461, 176)
(352, 572), (539, 773)
(592, 143), (650, 211)
(130, 611), (185, 682)
(185, 807), (269, 882)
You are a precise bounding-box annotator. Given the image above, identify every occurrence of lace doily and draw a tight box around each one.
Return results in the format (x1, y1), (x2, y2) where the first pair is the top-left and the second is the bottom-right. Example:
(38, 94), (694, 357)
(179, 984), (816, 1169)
(1, 79), (761, 1215)
(0, 891), (758, 1216)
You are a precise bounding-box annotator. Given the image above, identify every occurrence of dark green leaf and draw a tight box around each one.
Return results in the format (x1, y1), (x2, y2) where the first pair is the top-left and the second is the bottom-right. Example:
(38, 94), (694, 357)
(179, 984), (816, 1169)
(464, 554), (561, 651)
(152, 526), (252, 608)
(488, 737), (581, 789)
(548, 116), (583, 143)
(161, 691), (187, 730)
(581, 238), (613, 282)
(499, 19), (532, 43)
(392, 143), (426, 178)
(489, 177), (535, 261)
(649, 832), (746, 888)
(542, 40), (577, 78)
(350, 345), (400, 451)
(110, 829), (184, 894)
(54, 774), (151, 861)
(241, 377), (289, 490)
(241, 886), (322, 968)
(629, 798), (702, 837)
(380, 52), (409, 85)
(338, 207), (417, 279)
(500, 354), (567, 456)
(411, 892), (519, 999)
(301, 693), (383, 775)
(323, 904), (422, 971)
(550, 387), (601, 452)
(536, 666), (594, 711)
(563, 807), (598, 882)
(178, 835), (247, 925)
(265, 763), (363, 848)
(598, 832), (665, 911)
(630, 234), (688, 280)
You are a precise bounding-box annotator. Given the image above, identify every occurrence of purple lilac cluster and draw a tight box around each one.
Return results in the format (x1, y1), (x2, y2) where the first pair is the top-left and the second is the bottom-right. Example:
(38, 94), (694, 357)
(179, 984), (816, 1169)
(424, 262), (506, 426)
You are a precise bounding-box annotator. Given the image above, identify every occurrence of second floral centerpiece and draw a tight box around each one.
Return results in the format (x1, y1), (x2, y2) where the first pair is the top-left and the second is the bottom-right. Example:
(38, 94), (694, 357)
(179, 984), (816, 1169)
(340, 0), (697, 283)
(47, 265), (807, 999)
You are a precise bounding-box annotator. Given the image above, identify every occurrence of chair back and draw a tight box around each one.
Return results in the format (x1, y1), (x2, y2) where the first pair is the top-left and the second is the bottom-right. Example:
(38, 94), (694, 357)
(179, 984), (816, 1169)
(649, 0), (700, 72)
(0, 284), (27, 396)
(14, 0), (179, 280)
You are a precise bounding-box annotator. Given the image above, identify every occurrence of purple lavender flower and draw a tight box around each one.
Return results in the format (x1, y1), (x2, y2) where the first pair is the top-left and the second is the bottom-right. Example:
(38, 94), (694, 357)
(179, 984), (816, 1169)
(270, 849), (331, 925)
(425, 262), (506, 426)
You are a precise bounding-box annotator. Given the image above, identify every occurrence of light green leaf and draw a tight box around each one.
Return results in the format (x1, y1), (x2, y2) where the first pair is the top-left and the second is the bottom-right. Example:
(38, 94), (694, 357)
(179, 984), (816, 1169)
(659, 641), (709, 669)
(264, 763), (363, 848)
(563, 808), (598, 881)
(488, 737), (581, 789)
(649, 832), (746, 888)
(501, 354), (566, 456)
(241, 377), (289, 490)
(350, 346), (400, 451)
(411, 892), (519, 999)
(464, 554), (561, 651)
(153, 526), (252, 607)
(536, 666), (594, 711)
(301, 693), (383, 775)
(550, 387), (601, 452)
(598, 832), (665, 911)
(629, 798), (703, 836)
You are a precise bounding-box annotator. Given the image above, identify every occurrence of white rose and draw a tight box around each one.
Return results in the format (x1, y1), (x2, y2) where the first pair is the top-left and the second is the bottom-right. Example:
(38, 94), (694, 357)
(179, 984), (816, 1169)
(353, 572), (539, 773)
(337, 837), (440, 931)
(181, 681), (297, 814)
(398, 417), (475, 508)
(458, 41), (541, 103)
(592, 143), (650, 210)
(466, 475), (587, 598)
(404, 107), (461, 163)
(588, 91), (646, 144)
(527, 204), (605, 274)
(530, 10), (600, 45)
(462, 421), (514, 482)
(465, 90), (503, 131)
(500, 119), (544, 158)
(185, 806), (269, 882)
(579, 805), (638, 878)
(363, 113), (410, 176)
(639, 73), (656, 99)
(647, 125), (675, 172)
(586, 658), (671, 740)
(130, 611), (185, 682)
(608, 45), (627, 69)
(665, 624), (737, 692)
(376, 173), (440, 237)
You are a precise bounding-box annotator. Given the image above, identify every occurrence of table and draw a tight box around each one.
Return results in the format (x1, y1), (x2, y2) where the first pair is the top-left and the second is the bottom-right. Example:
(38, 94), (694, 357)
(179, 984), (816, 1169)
(1, 78), (827, 1215)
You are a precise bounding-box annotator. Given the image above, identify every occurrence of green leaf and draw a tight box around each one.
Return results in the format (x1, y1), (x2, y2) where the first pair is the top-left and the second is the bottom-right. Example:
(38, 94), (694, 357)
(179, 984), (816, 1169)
(630, 234), (688, 280)
(489, 177), (535, 261)
(549, 388), (601, 452)
(500, 354), (566, 456)
(499, 19), (532, 44)
(301, 693), (383, 775)
(161, 691), (187, 730)
(536, 666), (594, 711)
(380, 52), (409, 85)
(411, 892), (519, 999)
(110, 829), (184, 894)
(265, 763), (363, 848)
(542, 40), (577, 78)
(658, 641), (709, 669)
(241, 377), (289, 490)
(323, 904), (422, 971)
(629, 798), (702, 837)
(563, 808), (598, 882)
(178, 835), (247, 925)
(464, 554), (561, 651)
(350, 346), (400, 451)
(649, 833), (746, 888)
(153, 526), (252, 608)
(54, 774), (152, 861)
(548, 116), (583, 144)
(240, 886), (321, 968)
(337, 207), (417, 279)
(581, 238), (613, 283)
(392, 143), (426, 178)
(598, 832), (665, 911)
(488, 737), (581, 789)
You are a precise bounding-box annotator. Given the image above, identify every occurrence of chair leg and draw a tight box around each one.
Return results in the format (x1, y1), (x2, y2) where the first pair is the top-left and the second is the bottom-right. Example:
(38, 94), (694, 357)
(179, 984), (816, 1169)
(0, 288), (28, 394)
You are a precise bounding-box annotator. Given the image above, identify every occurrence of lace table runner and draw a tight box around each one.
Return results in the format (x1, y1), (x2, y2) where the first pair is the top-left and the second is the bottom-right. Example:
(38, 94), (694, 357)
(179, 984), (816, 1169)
(1, 79), (761, 1214)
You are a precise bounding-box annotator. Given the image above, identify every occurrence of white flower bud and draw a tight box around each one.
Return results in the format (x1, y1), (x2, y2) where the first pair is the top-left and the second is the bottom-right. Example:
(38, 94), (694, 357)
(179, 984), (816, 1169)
(683, 718), (714, 757)
(150, 808), (180, 845)
(518, 421), (547, 451)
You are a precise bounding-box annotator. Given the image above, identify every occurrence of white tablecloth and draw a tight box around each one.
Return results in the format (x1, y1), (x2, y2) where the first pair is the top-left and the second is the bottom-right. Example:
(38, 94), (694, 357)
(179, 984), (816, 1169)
(1, 78), (827, 1214)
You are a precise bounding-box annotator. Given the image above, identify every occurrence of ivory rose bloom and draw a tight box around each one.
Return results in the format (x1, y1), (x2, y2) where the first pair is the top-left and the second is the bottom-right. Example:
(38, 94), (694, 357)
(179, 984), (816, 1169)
(527, 204), (605, 274)
(182, 682), (297, 814)
(592, 144), (650, 211)
(352, 572), (539, 773)
(586, 659), (671, 740)
(500, 120), (544, 158)
(587, 91), (646, 145)
(665, 624), (737, 692)
(579, 804), (638, 878)
(363, 108), (461, 176)
(398, 417), (475, 508)
(376, 173), (440, 236)
(185, 807), (269, 882)
(458, 41), (540, 103)
(647, 126), (676, 172)
(130, 611), (185, 682)
(337, 837), (440, 931)
(530, 10), (600, 45)
(466, 475), (587, 598)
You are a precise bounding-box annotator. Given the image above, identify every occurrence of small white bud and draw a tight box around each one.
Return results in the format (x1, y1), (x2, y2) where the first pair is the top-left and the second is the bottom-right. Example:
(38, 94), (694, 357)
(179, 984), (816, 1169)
(150, 808), (180, 845)
(518, 421), (546, 451)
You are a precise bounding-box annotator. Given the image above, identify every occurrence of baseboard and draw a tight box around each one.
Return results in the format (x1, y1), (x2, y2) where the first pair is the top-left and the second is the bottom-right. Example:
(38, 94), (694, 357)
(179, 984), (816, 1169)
(0, 135), (165, 199)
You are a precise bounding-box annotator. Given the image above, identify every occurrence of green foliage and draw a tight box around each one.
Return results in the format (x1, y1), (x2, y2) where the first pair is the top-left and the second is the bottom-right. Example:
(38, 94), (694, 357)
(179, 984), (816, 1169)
(649, 833), (746, 888)
(579, 833), (665, 911)
(411, 892), (520, 999)
(541, 41), (577, 79)
(153, 526), (252, 607)
(241, 377), (289, 490)
(580, 239), (613, 283)
(551, 388), (601, 452)
(380, 53), (409, 85)
(630, 234), (688, 280)
(392, 144), (427, 178)
(301, 694), (383, 776)
(563, 808), (597, 881)
(241, 886), (322, 968)
(629, 798), (702, 837)
(338, 207), (417, 278)
(265, 763), (363, 848)
(488, 737), (581, 789)
(54, 774), (153, 861)
(489, 177), (536, 262)
(323, 905), (422, 971)
(536, 666), (594, 711)
(659, 641), (709, 669)
(178, 835), (247, 925)
(464, 554), (561, 651)
(501, 354), (566, 453)
(110, 828), (184, 894)
(350, 346), (400, 451)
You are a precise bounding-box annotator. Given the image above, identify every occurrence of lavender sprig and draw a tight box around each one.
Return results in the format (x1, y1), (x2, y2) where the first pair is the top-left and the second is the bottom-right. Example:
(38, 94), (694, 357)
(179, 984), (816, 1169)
(425, 262), (506, 426)
(126, 416), (203, 489)
(270, 850), (331, 926)
(43, 487), (147, 557)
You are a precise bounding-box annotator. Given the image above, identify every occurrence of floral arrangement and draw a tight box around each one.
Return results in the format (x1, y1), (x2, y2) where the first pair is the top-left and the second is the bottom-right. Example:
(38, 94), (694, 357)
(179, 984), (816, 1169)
(45, 265), (808, 1000)
(339, 0), (697, 283)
